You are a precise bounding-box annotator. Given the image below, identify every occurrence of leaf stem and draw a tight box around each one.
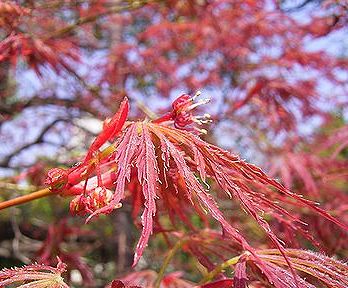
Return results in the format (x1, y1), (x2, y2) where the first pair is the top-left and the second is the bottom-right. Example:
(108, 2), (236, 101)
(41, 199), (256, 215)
(154, 238), (187, 288)
(199, 255), (241, 284)
(0, 188), (52, 211)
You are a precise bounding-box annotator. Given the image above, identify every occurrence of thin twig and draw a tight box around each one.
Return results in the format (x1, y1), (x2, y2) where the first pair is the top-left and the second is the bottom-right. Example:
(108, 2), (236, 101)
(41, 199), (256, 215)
(10, 208), (30, 263)
(199, 255), (241, 284)
(0, 188), (52, 211)
(154, 238), (187, 288)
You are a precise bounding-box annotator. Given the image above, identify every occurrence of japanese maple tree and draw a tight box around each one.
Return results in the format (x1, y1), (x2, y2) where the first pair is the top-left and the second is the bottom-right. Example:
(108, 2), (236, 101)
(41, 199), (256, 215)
(0, 0), (348, 287)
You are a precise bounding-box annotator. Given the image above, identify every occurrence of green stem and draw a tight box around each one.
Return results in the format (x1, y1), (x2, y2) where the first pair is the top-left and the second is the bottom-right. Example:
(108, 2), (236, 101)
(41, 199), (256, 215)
(154, 238), (187, 288)
(199, 255), (241, 284)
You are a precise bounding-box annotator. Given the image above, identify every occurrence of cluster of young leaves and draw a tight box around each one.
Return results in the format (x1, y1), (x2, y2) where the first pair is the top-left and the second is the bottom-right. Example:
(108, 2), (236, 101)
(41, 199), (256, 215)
(0, 92), (347, 286)
(40, 93), (347, 287)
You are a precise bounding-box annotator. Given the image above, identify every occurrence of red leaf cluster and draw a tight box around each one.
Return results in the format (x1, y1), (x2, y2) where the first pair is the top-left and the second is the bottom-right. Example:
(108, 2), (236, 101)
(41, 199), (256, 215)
(44, 94), (347, 275)
(0, 33), (79, 75)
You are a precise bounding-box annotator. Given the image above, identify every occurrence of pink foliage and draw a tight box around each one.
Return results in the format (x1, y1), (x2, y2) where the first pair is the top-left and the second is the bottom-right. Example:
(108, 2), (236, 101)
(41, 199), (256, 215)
(0, 258), (69, 288)
(45, 93), (347, 273)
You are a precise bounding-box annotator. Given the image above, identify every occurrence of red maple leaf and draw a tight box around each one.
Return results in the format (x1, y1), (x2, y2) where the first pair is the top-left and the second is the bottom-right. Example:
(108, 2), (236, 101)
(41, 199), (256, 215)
(45, 93), (348, 270)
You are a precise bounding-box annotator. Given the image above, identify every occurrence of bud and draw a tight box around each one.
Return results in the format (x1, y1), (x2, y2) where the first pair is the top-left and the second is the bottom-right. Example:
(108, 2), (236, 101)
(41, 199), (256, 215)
(45, 168), (68, 194)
